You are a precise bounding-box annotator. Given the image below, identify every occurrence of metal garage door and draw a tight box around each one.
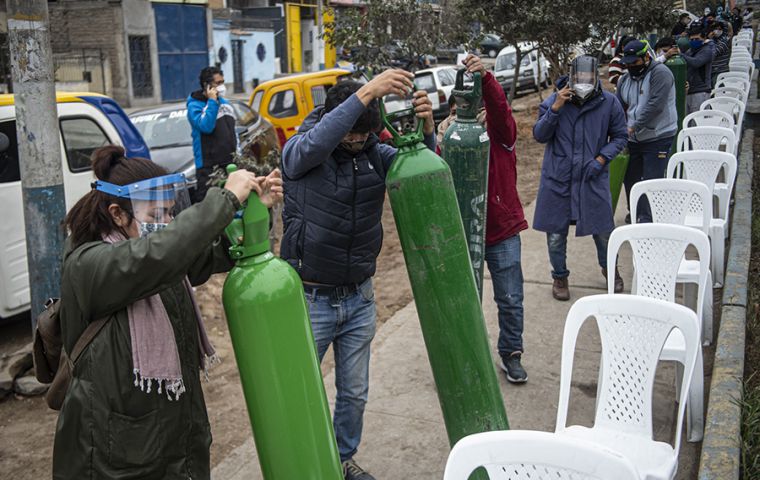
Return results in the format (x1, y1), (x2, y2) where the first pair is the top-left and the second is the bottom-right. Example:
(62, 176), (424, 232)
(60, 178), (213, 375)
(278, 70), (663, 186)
(154, 3), (209, 102)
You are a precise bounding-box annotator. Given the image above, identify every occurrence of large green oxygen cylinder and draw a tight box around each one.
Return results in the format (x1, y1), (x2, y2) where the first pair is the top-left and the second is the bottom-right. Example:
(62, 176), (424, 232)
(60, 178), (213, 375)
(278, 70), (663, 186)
(441, 70), (490, 300)
(666, 54), (687, 145)
(221, 166), (342, 480)
(381, 90), (509, 451)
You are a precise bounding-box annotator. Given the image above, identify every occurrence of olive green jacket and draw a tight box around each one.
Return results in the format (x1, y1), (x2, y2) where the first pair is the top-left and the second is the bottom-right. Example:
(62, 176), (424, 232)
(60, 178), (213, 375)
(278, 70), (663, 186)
(52, 187), (240, 480)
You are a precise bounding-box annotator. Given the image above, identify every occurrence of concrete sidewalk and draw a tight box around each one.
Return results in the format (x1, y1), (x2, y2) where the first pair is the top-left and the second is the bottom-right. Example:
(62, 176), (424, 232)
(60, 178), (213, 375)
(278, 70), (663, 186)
(212, 200), (702, 479)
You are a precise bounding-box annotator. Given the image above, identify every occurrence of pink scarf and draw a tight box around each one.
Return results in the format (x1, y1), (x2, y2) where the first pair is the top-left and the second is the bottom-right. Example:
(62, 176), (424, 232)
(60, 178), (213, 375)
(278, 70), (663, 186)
(103, 233), (216, 400)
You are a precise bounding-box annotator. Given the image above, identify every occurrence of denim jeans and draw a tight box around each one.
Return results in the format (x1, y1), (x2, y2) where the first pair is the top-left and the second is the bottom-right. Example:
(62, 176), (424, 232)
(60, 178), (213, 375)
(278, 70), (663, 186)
(304, 278), (376, 462)
(485, 235), (524, 356)
(624, 136), (674, 223)
(546, 227), (611, 279)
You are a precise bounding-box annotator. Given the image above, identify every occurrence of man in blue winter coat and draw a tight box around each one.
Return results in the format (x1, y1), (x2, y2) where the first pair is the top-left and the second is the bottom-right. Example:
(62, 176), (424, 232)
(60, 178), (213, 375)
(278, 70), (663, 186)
(682, 23), (715, 113)
(533, 55), (628, 301)
(280, 69), (435, 480)
(187, 66), (237, 202)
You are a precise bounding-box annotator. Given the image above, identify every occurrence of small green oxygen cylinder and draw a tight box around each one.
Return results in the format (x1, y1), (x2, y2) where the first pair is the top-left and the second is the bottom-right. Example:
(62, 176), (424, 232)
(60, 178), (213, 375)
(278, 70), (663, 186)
(381, 91), (509, 452)
(666, 54), (687, 146)
(221, 165), (342, 480)
(441, 70), (490, 300)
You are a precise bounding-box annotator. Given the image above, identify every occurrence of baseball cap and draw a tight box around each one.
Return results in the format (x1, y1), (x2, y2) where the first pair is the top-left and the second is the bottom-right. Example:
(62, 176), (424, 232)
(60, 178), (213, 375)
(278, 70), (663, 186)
(620, 40), (649, 64)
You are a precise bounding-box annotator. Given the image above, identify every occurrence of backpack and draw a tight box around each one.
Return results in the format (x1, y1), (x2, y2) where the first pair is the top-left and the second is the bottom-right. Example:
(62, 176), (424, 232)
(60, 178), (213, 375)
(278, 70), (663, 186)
(32, 298), (110, 410)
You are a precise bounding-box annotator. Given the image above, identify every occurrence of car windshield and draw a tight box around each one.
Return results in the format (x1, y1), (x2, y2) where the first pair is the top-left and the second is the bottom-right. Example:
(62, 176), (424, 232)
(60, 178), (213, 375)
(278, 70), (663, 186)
(495, 53), (531, 72)
(131, 109), (191, 149)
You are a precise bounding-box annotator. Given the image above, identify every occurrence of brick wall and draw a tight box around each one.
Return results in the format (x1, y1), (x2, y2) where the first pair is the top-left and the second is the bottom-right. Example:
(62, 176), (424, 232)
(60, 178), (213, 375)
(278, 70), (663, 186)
(48, 1), (129, 104)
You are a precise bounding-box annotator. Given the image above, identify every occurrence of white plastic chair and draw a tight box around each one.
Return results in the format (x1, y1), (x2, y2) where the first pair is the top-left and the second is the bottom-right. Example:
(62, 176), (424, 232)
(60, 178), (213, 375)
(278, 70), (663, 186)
(711, 85), (748, 105)
(729, 60), (755, 79)
(630, 178), (725, 287)
(715, 77), (751, 95)
(700, 97), (746, 137)
(667, 150), (737, 228)
(676, 126), (736, 157)
(682, 110), (735, 136)
(556, 295), (700, 480)
(443, 430), (640, 480)
(716, 71), (750, 86)
(606, 225), (711, 444)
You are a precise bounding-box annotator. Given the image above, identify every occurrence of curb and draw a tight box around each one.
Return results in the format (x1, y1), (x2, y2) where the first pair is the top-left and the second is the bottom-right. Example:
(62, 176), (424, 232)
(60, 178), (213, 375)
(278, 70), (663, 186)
(698, 129), (754, 480)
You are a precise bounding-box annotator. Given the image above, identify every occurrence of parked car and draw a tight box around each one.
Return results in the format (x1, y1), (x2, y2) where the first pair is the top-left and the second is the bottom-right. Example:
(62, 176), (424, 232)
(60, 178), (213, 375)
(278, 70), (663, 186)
(249, 69), (353, 145)
(415, 66), (475, 121)
(480, 33), (506, 58)
(494, 42), (551, 93)
(0, 92), (150, 321)
(129, 99), (279, 189)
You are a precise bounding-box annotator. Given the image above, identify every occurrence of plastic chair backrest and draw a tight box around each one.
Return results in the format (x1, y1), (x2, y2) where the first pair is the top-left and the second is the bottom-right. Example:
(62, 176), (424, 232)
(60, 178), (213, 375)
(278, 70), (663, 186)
(666, 150), (737, 220)
(715, 78), (751, 96)
(717, 71), (750, 86)
(443, 430), (640, 480)
(556, 295), (699, 456)
(730, 61), (754, 76)
(683, 110), (735, 131)
(711, 86), (748, 104)
(607, 224), (711, 321)
(630, 178), (711, 235)
(700, 96), (745, 127)
(676, 126), (736, 154)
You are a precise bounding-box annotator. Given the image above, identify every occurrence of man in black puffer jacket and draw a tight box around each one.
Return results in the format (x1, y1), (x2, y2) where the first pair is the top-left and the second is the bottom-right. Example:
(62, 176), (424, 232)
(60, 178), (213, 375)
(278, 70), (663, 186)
(281, 69), (435, 480)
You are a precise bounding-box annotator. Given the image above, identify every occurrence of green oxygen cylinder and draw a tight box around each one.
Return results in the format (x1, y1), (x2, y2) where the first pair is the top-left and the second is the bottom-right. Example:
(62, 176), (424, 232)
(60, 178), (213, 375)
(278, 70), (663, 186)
(441, 70), (490, 300)
(381, 90), (509, 450)
(221, 165), (342, 480)
(666, 54), (687, 147)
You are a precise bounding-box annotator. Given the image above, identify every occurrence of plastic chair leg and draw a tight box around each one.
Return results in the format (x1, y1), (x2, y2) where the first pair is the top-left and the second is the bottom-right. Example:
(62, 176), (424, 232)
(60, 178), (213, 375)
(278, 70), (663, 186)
(703, 275), (714, 346)
(710, 228), (725, 287)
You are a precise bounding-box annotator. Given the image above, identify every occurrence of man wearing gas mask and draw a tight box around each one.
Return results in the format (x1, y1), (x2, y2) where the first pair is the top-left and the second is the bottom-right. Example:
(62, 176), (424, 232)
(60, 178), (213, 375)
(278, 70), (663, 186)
(533, 55), (628, 301)
(616, 40), (678, 224)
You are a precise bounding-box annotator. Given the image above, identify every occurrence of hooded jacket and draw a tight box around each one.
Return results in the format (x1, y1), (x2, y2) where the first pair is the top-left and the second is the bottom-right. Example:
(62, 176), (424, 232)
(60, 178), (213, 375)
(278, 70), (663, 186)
(280, 94), (435, 286)
(616, 60), (678, 143)
(533, 83), (628, 236)
(186, 91), (237, 170)
(52, 188), (239, 480)
(682, 41), (715, 94)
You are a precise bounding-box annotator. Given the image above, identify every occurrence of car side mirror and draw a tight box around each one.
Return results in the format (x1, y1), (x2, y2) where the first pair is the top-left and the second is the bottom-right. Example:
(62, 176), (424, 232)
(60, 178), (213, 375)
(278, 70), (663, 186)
(0, 132), (10, 153)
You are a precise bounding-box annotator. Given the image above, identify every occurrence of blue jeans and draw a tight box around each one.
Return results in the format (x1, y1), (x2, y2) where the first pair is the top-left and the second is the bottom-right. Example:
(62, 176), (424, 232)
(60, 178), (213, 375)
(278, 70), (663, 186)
(485, 235), (524, 356)
(624, 136), (674, 223)
(546, 227), (610, 279)
(304, 278), (376, 462)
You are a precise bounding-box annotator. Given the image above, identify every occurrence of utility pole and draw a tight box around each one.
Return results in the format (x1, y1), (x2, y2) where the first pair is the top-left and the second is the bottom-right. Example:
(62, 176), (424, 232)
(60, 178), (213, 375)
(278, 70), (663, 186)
(6, 0), (67, 328)
(317, 0), (325, 70)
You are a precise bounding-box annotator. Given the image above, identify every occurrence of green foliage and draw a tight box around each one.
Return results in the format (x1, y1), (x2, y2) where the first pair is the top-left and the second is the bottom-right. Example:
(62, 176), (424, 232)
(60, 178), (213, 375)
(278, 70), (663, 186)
(740, 375), (760, 478)
(324, 0), (464, 71)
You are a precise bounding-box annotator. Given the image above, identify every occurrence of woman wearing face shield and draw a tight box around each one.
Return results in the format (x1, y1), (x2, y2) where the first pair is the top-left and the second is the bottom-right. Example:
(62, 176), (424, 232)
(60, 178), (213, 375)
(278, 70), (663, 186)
(533, 55), (629, 301)
(52, 145), (282, 479)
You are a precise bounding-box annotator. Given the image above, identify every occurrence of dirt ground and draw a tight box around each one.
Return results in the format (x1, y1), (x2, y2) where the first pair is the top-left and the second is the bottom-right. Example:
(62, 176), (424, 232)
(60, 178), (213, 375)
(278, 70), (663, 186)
(0, 88), (546, 478)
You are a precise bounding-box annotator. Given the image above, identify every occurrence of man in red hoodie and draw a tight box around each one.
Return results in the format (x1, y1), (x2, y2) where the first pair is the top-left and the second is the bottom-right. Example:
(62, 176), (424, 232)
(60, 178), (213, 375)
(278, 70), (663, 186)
(460, 54), (529, 383)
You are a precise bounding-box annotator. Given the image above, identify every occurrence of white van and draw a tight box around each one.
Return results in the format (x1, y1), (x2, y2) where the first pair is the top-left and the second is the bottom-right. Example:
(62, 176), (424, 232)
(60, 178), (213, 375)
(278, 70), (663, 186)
(0, 92), (150, 321)
(493, 42), (550, 93)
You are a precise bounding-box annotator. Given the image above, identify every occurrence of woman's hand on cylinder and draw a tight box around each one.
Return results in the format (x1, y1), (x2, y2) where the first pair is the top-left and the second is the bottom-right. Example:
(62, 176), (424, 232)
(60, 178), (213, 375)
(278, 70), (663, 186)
(258, 169), (284, 208)
(224, 169), (262, 204)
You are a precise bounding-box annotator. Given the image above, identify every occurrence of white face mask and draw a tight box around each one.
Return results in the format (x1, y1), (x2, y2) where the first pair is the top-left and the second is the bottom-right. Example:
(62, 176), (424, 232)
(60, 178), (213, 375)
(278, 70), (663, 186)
(574, 83), (595, 99)
(138, 221), (169, 238)
(215, 84), (227, 97)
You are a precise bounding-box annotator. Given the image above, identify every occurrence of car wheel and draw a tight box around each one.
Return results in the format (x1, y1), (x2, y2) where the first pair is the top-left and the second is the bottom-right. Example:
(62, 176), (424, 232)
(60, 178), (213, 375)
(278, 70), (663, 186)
(488, 48), (497, 58)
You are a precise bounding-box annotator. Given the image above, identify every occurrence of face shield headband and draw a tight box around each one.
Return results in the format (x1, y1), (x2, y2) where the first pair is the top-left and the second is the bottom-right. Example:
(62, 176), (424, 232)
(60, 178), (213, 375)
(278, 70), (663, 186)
(93, 173), (191, 236)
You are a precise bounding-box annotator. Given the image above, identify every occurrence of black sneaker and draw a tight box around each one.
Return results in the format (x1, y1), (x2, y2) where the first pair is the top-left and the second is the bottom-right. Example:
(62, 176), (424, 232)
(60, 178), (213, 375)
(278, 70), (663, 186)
(343, 459), (376, 480)
(500, 353), (528, 383)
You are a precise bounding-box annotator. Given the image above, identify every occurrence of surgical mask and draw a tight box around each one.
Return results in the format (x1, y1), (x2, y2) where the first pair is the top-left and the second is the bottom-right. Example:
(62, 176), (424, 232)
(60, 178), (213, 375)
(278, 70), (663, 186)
(714, 29), (723, 37)
(215, 84), (227, 97)
(138, 221), (169, 238)
(690, 39), (704, 49)
(573, 83), (595, 99)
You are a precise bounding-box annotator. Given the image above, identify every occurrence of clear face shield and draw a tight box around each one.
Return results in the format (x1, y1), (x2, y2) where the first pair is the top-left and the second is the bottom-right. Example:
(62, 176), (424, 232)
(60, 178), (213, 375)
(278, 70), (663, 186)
(94, 173), (191, 237)
(569, 55), (599, 101)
